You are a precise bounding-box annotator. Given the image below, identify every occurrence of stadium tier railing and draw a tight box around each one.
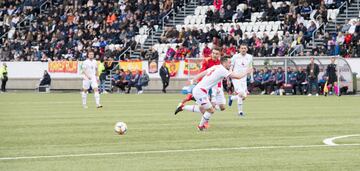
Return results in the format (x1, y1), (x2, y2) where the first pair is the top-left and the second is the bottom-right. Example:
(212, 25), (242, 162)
(40, 0), (52, 15)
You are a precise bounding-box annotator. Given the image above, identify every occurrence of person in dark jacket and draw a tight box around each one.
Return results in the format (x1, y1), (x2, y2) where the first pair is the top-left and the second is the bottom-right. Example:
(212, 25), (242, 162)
(288, 68), (298, 94)
(127, 70), (141, 94)
(136, 70), (150, 94)
(326, 57), (337, 93)
(306, 57), (320, 96)
(296, 66), (307, 95)
(40, 70), (51, 86)
(159, 62), (170, 93)
(275, 67), (285, 92)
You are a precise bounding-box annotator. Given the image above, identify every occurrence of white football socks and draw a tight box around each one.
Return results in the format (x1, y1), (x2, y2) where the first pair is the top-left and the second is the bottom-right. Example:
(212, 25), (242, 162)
(199, 111), (212, 126)
(183, 105), (201, 113)
(231, 95), (239, 101)
(81, 92), (87, 106)
(94, 92), (100, 106)
(237, 97), (243, 113)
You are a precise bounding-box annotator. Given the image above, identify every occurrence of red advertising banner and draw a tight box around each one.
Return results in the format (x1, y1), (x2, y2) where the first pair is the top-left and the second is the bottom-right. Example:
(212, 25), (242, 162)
(119, 61), (143, 74)
(48, 61), (78, 73)
(183, 59), (202, 75)
(165, 60), (180, 77)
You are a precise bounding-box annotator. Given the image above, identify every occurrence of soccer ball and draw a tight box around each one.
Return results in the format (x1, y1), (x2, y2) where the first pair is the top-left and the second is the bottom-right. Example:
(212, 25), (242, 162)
(114, 122), (127, 135)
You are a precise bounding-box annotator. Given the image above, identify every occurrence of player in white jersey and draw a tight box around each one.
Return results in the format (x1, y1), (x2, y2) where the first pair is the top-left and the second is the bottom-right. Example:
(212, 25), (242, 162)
(228, 44), (253, 116)
(175, 57), (252, 131)
(81, 50), (102, 108)
(175, 47), (226, 118)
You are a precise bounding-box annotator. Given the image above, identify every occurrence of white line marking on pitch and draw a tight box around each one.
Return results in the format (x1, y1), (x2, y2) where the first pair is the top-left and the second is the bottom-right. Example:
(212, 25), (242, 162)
(323, 134), (360, 146)
(1, 144), (360, 161)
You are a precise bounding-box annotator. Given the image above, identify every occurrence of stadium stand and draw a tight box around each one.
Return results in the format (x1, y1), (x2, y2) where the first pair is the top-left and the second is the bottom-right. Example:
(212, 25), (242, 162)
(0, 0), (191, 61)
(139, 0), (359, 59)
(0, 0), (359, 62)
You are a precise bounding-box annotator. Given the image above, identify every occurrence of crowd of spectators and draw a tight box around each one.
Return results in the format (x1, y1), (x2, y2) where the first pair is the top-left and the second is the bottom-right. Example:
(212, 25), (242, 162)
(0, 0), (360, 63)
(0, 0), (190, 62)
(154, 0), (359, 60)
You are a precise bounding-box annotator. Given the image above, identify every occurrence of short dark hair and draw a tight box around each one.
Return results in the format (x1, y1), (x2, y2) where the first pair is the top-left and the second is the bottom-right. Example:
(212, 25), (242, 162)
(88, 49), (94, 54)
(220, 56), (230, 63)
(240, 43), (248, 47)
(212, 46), (222, 52)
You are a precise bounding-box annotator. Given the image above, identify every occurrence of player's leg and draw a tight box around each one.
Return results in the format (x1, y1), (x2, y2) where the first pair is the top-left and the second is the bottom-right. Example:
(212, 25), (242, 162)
(229, 79), (241, 106)
(82, 80), (90, 108)
(182, 104), (203, 113)
(91, 78), (102, 108)
(215, 88), (226, 111)
(236, 81), (247, 116)
(198, 103), (215, 131)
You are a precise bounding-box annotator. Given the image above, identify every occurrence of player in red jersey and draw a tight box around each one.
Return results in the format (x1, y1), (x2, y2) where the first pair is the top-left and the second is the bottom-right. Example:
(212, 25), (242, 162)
(177, 47), (221, 109)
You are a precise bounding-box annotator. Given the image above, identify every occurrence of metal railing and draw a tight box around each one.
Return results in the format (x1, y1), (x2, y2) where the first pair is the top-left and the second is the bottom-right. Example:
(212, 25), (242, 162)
(288, 45), (301, 56)
(145, 28), (154, 47)
(334, 1), (348, 30)
(161, 9), (175, 29)
(16, 15), (33, 31)
(116, 46), (131, 61)
(40, 0), (52, 14)
(312, 22), (325, 46)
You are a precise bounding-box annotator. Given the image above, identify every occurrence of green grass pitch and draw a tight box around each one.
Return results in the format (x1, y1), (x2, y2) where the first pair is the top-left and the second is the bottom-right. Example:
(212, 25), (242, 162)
(0, 93), (359, 170)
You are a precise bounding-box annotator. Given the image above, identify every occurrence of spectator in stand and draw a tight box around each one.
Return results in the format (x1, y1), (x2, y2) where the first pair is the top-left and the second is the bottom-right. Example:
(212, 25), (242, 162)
(188, 44), (200, 58)
(145, 47), (159, 61)
(165, 45), (176, 60)
(213, 0), (223, 11)
(306, 57), (320, 96)
(277, 41), (288, 56)
(341, 20), (352, 33)
(202, 43), (212, 58)
(305, 21), (317, 42)
(263, 3), (276, 21)
(300, 2), (313, 20)
(269, 42), (278, 57)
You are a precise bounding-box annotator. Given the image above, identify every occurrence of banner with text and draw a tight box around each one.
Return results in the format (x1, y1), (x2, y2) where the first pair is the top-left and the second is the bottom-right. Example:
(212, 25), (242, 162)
(48, 61), (78, 73)
(119, 61), (143, 74)
(183, 59), (202, 75)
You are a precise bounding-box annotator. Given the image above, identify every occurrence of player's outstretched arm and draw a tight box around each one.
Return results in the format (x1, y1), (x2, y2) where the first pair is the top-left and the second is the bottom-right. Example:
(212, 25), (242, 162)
(229, 67), (253, 80)
(191, 70), (207, 84)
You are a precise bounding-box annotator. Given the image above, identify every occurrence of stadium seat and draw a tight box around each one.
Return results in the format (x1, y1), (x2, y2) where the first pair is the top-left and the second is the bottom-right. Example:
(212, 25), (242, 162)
(194, 7), (201, 16)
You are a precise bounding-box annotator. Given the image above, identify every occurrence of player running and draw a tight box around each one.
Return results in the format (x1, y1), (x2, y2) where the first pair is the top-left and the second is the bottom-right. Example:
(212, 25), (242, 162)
(228, 44), (253, 116)
(175, 47), (222, 112)
(176, 57), (252, 131)
(81, 50), (103, 108)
